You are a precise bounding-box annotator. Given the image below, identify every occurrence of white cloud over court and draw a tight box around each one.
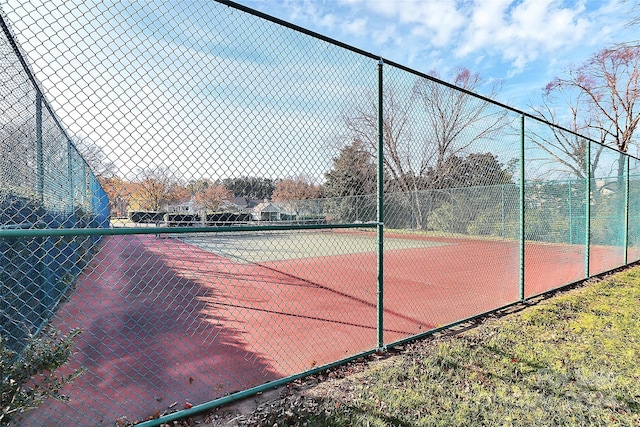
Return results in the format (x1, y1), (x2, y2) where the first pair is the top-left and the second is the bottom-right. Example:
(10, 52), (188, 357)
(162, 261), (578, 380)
(238, 0), (637, 106)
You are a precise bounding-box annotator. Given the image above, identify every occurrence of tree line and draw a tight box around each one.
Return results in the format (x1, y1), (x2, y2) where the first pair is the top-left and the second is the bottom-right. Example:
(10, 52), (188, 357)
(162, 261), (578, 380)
(97, 171), (323, 218)
(81, 32), (639, 234)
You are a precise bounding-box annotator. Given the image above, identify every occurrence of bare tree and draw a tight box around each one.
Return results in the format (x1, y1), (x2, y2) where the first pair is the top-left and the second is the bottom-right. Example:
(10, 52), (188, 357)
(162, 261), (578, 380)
(72, 136), (115, 178)
(344, 67), (507, 229)
(345, 85), (413, 191)
(543, 44), (640, 196)
(194, 183), (231, 212)
(0, 120), (36, 193)
(624, 1), (640, 29)
(272, 177), (321, 217)
(129, 166), (182, 211)
(529, 89), (599, 180)
(411, 68), (508, 187)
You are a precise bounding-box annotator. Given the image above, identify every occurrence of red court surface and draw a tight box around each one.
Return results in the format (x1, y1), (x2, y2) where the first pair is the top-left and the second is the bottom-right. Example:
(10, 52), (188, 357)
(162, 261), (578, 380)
(20, 232), (633, 426)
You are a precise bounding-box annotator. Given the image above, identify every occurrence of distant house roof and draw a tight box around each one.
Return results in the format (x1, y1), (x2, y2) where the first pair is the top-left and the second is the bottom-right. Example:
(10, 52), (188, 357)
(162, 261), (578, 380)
(252, 201), (281, 213)
(164, 197), (197, 212)
(221, 197), (260, 211)
(230, 196), (250, 208)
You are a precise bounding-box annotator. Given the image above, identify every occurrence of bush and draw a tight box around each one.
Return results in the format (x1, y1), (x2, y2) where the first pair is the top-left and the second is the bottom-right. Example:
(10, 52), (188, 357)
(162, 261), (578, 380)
(428, 202), (455, 233)
(1, 328), (82, 425)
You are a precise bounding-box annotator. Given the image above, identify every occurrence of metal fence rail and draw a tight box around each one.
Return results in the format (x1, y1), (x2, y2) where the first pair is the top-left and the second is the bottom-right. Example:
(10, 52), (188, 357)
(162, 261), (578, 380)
(0, 1), (639, 426)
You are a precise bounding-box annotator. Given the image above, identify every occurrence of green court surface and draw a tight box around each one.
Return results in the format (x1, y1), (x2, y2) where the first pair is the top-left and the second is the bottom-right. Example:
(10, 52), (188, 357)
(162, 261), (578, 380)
(178, 231), (449, 263)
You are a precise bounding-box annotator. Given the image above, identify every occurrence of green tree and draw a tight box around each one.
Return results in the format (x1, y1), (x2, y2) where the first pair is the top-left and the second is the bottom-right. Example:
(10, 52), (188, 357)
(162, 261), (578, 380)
(185, 179), (211, 197)
(324, 139), (376, 197)
(426, 152), (512, 189)
(422, 153), (515, 234)
(323, 140), (377, 223)
(222, 177), (275, 200)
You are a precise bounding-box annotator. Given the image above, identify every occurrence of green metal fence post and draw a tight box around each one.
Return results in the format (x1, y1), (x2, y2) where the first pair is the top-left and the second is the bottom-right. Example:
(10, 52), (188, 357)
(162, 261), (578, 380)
(568, 180), (573, 245)
(585, 141), (591, 278)
(501, 184), (505, 239)
(36, 92), (43, 203)
(68, 139), (74, 214)
(624, 155), (630, 265)
(35, 91), (49, 323)
(376, 58), (385, 349)
(519, 115), (525, 301)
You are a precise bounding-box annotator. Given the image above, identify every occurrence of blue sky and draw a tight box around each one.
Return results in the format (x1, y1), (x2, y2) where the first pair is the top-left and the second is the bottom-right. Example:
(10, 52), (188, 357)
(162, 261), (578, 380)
(2, 0), (637, 181)
(231, 0), (639, 110)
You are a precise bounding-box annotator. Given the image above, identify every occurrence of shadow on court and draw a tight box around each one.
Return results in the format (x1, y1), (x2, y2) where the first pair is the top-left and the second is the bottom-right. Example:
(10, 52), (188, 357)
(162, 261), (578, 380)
(22, 233), (417, 426)
(20, 232), (633, 426)
(21, 235), (282, 426)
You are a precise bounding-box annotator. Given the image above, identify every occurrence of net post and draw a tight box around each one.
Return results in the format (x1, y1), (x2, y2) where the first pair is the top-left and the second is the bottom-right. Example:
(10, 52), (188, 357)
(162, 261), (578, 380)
(376, 58), (385, 350)
(68, 139), (74, 217)
(501, 184), (505, 239)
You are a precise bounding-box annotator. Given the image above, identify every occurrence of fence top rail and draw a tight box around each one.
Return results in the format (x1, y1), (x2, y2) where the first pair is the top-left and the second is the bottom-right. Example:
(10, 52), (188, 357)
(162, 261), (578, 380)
(217, 0), (639, 162)
(0, 222), (377, 238)
(0, 9), (99, 177)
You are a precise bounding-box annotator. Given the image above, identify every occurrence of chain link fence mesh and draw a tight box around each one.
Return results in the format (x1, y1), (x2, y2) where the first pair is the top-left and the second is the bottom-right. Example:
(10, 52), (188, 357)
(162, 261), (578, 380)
(523, 119), (589, 296)
(1, 1), (639, 426)
(0, 10), (108, 359)
(378, 63), (523, 342)
(589, 143), (628, 274)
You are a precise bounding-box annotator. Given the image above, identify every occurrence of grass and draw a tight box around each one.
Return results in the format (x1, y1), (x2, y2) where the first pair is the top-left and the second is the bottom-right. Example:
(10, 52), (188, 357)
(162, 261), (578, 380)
(252, 266), (640, 426)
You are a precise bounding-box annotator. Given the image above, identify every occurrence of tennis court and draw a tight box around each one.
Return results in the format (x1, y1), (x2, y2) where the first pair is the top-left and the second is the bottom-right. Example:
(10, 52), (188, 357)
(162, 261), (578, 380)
(177, 229), (449, 263)
(21, 229), (629, 425)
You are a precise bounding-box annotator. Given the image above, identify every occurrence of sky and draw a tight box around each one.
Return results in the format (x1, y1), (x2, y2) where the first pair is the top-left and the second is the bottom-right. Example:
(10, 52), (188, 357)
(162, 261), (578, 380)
(1, 0), (638, 183)
(230, 0), (639, 110)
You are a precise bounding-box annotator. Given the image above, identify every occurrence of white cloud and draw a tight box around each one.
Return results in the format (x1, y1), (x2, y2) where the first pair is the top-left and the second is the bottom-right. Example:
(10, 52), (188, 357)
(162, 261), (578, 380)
(340, 0), (464, 47)
(327, 0), (634, 78)
(6, 0), (639, 157)
(372, 24), (398, 46)
(344, 17), (368, 36)
(455, 0), (592, 73)
(318, 13), (338, 29)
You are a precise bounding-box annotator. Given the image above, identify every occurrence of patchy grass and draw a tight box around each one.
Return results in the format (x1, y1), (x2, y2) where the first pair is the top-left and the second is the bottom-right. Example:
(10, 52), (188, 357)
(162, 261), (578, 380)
(211, 266), (640, 426)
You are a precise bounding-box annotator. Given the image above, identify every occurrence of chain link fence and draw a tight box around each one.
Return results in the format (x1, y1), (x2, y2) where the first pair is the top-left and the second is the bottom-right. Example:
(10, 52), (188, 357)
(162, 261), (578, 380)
(0, 10), (109, 356)
(1, 1), (639, 426)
